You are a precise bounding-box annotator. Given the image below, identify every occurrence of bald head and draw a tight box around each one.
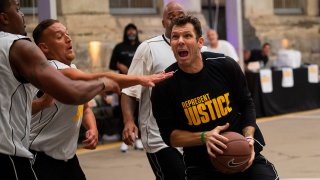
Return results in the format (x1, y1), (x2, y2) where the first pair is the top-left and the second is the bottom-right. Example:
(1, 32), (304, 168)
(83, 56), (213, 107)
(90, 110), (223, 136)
(162, 1), (186, 38)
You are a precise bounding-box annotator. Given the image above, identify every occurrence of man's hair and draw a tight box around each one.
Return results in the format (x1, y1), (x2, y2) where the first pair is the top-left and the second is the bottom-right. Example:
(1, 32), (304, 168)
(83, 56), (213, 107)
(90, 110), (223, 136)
(262, 42), (270, 48)
(123, 23), (140, 45)
(0, 0), (10, 13)
(170, 15), (202, 40)
(33, 19), (59, 45)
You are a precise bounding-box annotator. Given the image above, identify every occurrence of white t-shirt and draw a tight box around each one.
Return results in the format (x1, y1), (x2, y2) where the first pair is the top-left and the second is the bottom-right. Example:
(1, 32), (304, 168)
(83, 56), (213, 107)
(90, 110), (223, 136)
(122, 35), (176, 153)
(207, 40), (239, 62)
(0, 31), (34, 158)
(30, 60), (83, 161)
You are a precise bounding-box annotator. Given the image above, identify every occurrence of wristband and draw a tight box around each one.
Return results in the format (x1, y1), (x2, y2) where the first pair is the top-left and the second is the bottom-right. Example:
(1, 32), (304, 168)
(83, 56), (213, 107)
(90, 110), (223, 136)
(201, 131), (206, 144)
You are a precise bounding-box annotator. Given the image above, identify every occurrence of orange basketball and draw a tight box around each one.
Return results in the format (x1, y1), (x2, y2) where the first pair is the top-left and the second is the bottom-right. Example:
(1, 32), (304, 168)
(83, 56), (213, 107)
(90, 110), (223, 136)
(210, 131), (251, 174)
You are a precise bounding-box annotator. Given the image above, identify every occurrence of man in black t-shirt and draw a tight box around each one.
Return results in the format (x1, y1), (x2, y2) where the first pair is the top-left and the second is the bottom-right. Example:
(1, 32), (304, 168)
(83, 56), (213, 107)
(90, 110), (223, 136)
(244, 43), (271, 67)
(151, 15), (278, 180)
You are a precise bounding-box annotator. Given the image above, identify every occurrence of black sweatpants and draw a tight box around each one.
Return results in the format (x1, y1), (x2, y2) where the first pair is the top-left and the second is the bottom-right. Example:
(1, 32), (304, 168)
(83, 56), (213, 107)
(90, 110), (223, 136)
(146, 147), (186, 180)
(32, 151), (86, 180)
(0, 153), (37, 180)
(186, 154), (279, 180)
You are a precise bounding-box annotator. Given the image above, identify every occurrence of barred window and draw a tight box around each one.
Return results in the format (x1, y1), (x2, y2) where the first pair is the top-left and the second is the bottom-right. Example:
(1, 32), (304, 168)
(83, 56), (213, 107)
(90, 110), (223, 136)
(274, 0), (304, 14)
(110, 0), (157, 14)
(20, 0), (37, 14)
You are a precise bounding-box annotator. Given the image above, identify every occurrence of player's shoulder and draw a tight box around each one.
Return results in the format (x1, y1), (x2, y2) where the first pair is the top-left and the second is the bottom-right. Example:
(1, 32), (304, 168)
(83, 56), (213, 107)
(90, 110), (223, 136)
(202, 51), (238, 68)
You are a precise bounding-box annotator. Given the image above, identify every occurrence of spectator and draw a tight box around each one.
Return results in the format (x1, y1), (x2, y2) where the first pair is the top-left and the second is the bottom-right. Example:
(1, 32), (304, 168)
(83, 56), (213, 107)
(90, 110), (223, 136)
(244, 43), (271, 67)
(206, 29), (239, 62)
(109, 23), (143, 152)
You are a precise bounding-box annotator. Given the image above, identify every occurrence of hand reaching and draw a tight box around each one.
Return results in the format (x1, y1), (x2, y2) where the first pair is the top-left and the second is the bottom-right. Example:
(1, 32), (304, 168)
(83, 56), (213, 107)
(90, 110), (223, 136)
(139, 71), (174, 87)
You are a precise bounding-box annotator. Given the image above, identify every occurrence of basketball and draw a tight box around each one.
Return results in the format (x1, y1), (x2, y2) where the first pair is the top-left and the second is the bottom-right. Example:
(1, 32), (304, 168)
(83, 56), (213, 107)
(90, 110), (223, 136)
(210, 131), (251, 174)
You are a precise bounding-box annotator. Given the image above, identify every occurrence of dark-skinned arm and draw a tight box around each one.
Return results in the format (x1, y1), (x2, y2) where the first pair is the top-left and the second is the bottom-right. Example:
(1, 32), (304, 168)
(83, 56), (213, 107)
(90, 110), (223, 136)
(9, 39), (119, 105)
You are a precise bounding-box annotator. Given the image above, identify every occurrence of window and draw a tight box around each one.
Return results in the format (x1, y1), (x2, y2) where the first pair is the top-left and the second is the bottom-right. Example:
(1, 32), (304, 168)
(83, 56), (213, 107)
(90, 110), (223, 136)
(110, 0), (157, 14)
(274, 0), (304, 14)
(20, 0), (37, 14)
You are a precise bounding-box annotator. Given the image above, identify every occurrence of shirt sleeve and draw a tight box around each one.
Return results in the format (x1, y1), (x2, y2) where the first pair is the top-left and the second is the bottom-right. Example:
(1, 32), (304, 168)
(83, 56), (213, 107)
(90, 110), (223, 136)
(226, 57), (256, 127)
(121, 41), (153, 99)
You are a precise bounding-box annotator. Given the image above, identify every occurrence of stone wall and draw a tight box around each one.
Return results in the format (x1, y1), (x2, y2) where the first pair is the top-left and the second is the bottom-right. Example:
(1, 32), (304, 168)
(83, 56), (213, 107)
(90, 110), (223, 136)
(243, 0), (320, 65)
(24, 0), (207, 72)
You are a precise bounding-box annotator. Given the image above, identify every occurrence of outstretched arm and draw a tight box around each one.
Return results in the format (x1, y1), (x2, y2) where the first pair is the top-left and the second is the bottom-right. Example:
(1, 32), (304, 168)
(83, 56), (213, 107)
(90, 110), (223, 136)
(10, 39), (117, 105)
(60, 68), (173, 88)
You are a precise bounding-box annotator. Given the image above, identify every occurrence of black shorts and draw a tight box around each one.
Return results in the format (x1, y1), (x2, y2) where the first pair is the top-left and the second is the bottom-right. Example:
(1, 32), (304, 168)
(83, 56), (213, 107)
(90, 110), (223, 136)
(146, 147), (186, 180)
(32, 151), (86, 180)
(186, 154), (279, 180)
(0, 153), (37, 180)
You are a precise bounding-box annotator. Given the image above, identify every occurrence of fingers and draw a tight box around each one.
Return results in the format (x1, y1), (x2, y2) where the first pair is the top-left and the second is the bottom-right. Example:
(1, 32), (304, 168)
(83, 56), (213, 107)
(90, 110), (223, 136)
(83, 131), (98, 150)
(122, 125), (137, 146)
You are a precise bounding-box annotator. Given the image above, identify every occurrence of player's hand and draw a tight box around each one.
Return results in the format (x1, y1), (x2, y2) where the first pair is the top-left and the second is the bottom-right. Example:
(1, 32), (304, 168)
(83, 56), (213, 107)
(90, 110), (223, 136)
(100, 77), (121, 94)
(205, 123), (230, 158)
(82, 129), (99, 150)
(139, 71), (174, 87)
(122, 120), (138, 146)
(241, 136), (255, 171)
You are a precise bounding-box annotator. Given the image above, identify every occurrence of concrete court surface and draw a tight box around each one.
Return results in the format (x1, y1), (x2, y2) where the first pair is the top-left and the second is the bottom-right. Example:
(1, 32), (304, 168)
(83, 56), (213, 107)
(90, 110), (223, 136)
(78, 109), (320, 180)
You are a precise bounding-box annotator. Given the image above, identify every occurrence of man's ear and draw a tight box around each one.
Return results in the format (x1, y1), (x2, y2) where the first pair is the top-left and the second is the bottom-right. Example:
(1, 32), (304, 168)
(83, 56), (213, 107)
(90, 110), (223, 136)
(0, 12), (9, 25)
(198, 36), (204, 48)
(38, 43), (49, 54)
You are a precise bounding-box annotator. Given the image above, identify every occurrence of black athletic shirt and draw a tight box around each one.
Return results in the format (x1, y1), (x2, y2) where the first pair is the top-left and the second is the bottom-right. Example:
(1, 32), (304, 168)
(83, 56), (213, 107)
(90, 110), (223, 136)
(109, 42), (140, 72)
(151, 52), (265, 168)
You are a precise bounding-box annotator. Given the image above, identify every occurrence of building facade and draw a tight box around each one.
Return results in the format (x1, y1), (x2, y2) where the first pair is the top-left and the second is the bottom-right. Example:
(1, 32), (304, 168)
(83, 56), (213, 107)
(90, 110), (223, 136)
(22, 0), (320, 71)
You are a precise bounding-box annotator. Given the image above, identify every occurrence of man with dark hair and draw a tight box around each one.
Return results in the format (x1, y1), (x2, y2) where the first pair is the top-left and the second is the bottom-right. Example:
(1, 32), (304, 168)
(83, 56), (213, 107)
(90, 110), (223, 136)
(152, 15), (279, 180)
(0, 1), (119, 179)
(109, 23), (141, 74)
(244, 43), (271, 67)
(30, 19), (173, 180)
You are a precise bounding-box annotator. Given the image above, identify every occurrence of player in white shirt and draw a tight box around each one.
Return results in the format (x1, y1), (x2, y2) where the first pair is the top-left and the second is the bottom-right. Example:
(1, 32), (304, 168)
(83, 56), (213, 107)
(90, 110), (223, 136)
(206, 29), (239, 62)
(121, 2), (186, 179)
(30, 19), (173, 180)
(0, 1), (120, 179)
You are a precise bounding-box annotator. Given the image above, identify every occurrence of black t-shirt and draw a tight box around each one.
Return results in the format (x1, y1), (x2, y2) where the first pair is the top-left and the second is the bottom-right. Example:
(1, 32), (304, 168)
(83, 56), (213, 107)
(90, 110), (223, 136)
(151, 52), (265, 168)
(246, 49), (268, 65)
(109, 42), (140, 72)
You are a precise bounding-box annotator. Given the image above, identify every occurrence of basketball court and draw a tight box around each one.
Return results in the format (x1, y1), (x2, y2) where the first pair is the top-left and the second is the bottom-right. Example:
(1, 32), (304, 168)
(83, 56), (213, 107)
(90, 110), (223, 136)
(78, 109), (320, 180)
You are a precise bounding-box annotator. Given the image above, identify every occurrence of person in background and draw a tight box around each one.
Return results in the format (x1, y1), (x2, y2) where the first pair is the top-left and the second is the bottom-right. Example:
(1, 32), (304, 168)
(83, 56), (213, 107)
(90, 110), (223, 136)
(121, 2), (187, 179)
(30, 19), (173, 180)
(206, 29), (239, 62)
(151, 15), (279, 180)
(244, 43), (271, 67)
(109, 23), (143, 152)
(0, 1), (118, 179)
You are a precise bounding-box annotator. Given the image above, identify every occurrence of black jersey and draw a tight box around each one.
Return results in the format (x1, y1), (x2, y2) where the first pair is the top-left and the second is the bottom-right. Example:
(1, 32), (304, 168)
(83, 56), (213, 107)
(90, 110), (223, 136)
(151, 51), (265, 168)
(109, 42), (140, 72)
